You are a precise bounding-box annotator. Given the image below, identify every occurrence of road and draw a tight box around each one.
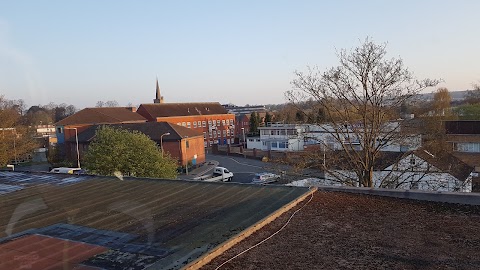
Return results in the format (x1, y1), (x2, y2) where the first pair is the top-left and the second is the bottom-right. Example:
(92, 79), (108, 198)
(204, 153), (300, 184)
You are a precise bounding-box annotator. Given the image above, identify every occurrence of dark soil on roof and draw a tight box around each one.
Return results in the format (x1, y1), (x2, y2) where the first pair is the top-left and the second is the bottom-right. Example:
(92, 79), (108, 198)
(202, 191), (480, 270)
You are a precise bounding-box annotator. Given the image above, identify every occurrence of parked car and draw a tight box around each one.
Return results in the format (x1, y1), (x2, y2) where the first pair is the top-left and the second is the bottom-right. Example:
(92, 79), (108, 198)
(251, 172), (280, 184)
(193, 167), (233, 182)
(50, 167), (84, 174)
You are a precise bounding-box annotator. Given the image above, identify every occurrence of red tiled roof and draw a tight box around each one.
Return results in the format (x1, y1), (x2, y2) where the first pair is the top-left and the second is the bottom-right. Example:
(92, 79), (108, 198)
(55, 107), (146, 126)
(137, 102), (229, 119)
(69, 122), (203, 143)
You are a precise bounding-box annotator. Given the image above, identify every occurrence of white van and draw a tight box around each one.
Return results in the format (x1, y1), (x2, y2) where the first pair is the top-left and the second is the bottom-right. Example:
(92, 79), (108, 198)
(50, 167), (83, 174)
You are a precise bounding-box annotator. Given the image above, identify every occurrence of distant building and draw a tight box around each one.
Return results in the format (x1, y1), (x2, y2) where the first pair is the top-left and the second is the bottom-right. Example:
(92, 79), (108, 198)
(248, 121), (422, 153)
(223, 104), (267, 115)
(445, 120), (480, 172)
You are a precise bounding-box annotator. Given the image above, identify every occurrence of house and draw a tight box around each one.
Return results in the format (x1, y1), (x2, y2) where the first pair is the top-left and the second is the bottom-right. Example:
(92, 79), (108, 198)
(136, 102), (235, 147)
(445, 120), (480, 171)
(323, 148), (473, 192)
(65, 122), (205, 166)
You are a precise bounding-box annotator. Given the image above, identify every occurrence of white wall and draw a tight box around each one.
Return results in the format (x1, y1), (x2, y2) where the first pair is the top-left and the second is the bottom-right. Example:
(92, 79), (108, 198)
(324, 154), (472, 192)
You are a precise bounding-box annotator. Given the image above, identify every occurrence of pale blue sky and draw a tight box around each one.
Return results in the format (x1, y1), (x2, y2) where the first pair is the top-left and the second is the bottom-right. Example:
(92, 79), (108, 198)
(0, 1), (479, 108)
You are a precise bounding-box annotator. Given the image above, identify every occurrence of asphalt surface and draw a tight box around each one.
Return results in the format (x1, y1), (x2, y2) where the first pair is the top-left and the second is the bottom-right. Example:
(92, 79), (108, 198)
(197, 154), (294, 184)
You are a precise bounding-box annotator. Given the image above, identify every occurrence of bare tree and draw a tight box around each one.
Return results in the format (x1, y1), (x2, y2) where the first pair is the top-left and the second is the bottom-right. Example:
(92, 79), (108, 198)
(95, 101), (105, 108)
(432, 87), (452, 116)
(465, 82), (480, 104)
(0, 96), (38, 166)
(423, 88), (456, 153)
(96, 100), (119, 107)
(287, 39), (440, 187)
(105, 100), (119, 107)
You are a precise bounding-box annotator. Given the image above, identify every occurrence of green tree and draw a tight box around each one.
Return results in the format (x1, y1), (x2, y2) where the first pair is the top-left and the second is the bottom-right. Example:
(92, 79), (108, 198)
(265, 112), (273, 124)
(453, 103), (480, 120)
(295, 110), (305, 122)
(249, 112), (260, 135)
(84, 126), (177, 179)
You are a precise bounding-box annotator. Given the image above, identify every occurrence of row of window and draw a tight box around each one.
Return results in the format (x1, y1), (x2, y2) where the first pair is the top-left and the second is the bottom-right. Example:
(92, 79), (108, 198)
(204, 129), (231, 138)
(260, 129), (297, 136)
(261, 141), (288, 149)
(454, 142), (480, 153)
(176, 119), (234, 129)
(204, 138), (235, 146)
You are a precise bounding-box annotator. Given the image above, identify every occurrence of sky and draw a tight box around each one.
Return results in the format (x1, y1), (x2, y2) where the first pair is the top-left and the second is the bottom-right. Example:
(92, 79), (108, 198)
(0, 1), (479, 109)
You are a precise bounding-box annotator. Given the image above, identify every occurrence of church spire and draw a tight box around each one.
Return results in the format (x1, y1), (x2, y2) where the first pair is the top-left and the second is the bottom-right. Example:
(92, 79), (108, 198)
(154, 77), (164, 103)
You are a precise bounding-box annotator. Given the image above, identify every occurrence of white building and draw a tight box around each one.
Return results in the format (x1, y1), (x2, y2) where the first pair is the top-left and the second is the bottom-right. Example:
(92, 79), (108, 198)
(324, 149), (473, 192)
(251, 123), (307, 151)
(249, 121), (421, 153)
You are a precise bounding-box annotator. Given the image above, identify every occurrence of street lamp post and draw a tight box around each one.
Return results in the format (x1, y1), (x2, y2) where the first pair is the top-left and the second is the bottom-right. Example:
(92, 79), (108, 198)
(65, 127), (80, 168)
(241, 127), (246, 158)
(13, 128), (17, 165)
(160, 132), (171, 157)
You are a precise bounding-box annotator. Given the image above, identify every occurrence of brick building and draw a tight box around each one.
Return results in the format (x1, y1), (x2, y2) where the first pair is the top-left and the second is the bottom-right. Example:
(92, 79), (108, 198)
(137, 102), (235, 147)
(65, 122), (205, 167)
(55, 107), (147, 159)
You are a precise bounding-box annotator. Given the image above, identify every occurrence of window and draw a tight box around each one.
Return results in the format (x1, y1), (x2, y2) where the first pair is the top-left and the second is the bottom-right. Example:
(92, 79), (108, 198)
(263, 142), (267, 146)
(57, 127), (63, 134)
(203, 132), (206, 138)
(223, 130), (226, 136)
(213, 130), (217, 137)
(222, 120), (225, 126)
(193, 121), (197, 128)
(217, 120), (220, 126)
(187, 122), (191, 128)
(209, 120), (213, 126)
(279, 142), (287, 148)
(198, 121), (201, 127)
(271, 142), (278, 148)
(410, 158), (416, 165)
(248, 138), (254, 142)
(230, 119), (234, 125)
(227, 129), (230, 136)
(230, 138), (234, 143)
(186, 141), (190, 148)
(177, 122), (181, 126)
(182, 122), (186, 127)
(202, 121), (206, 127)
(209, 130), (212, 138)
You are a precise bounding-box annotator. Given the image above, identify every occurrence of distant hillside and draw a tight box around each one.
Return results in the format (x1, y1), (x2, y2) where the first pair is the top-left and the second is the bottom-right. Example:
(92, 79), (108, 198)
(417, 90), (472, 101)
